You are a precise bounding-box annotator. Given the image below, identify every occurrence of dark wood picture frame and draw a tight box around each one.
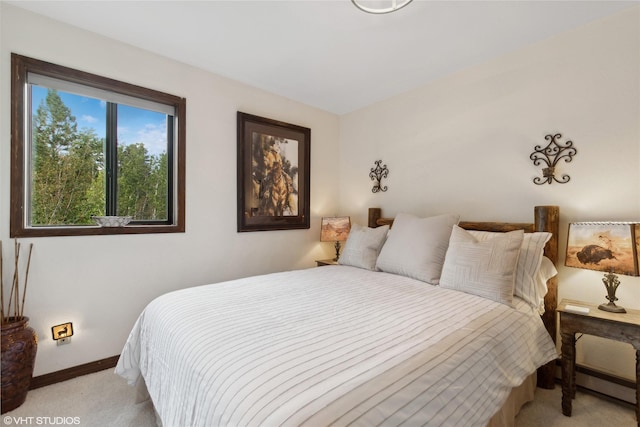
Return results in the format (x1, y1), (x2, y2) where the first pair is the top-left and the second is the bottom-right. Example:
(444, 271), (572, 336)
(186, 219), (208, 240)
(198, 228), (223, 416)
(237, 112), (310, 232)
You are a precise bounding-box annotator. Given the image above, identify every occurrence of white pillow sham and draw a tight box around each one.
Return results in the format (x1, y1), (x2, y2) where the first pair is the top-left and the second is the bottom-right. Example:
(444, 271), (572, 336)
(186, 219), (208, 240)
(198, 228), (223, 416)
(375, 213), (459, 284)
(338, 224), (389, 271)
(534, 256), (558, 314)
(468, 230), (552, 309)
(440, 226), (524, 306)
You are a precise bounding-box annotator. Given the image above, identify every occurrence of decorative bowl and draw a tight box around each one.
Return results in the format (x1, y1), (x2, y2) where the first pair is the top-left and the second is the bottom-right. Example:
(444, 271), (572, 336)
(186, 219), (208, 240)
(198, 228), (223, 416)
(91, 216), (132, 227)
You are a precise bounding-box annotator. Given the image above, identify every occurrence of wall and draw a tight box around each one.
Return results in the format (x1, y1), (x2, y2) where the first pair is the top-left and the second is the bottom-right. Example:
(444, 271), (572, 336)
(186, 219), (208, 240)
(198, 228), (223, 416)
(340, 5), (640, 392)
(0, 4), (340, 376)
(2, 2), (638, 392)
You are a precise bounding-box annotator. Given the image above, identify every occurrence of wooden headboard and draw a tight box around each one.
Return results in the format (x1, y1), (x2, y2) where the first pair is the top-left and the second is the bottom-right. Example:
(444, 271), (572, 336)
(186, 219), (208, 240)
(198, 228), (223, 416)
(368, 205), (560, 389)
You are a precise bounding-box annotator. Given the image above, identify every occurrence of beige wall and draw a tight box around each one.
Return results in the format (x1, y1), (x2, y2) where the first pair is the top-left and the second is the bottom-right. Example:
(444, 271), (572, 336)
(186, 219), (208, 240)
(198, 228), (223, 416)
(339, 6), (640, 387)
(0, 4), (340, 376)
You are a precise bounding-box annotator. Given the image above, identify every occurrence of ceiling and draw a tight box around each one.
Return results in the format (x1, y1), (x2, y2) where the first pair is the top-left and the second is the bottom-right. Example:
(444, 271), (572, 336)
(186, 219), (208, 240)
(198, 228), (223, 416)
(7, 1), (638, 115)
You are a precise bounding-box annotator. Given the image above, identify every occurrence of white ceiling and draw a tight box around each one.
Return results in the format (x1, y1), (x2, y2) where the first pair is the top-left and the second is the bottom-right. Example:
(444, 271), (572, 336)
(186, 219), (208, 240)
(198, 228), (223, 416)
(7, 0), (638, 114)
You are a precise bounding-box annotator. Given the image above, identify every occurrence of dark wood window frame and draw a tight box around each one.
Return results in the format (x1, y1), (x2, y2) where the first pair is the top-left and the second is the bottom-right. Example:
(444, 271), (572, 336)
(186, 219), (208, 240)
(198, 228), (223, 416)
(10, 53), (186, 237)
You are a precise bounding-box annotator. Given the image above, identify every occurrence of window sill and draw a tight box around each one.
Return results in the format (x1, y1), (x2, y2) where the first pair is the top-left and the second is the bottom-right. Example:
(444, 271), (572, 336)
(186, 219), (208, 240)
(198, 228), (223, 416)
(11, 224), (185, 238)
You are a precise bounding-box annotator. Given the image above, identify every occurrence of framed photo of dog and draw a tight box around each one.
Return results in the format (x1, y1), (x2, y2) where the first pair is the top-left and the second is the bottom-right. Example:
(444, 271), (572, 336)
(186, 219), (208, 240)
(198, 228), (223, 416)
(237, 112), (310, 232)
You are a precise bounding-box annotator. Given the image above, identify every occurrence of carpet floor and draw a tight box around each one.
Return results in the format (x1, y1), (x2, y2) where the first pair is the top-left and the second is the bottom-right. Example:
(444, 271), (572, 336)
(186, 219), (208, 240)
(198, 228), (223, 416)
(3, 369), (637, 426)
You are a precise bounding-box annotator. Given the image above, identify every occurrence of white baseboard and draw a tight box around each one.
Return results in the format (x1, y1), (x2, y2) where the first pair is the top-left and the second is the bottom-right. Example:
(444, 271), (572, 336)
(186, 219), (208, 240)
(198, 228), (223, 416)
(555, 365), (636, 404)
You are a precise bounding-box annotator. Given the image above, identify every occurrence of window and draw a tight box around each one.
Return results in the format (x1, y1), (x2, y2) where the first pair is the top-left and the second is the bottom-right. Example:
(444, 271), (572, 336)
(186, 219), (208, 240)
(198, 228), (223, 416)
(10, 54), (185, 237)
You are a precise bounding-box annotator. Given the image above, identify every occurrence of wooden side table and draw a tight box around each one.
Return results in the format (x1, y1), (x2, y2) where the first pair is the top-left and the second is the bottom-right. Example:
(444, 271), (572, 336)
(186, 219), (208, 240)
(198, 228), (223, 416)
(558, 299), (640, 425)
(316, 258), (338, 266)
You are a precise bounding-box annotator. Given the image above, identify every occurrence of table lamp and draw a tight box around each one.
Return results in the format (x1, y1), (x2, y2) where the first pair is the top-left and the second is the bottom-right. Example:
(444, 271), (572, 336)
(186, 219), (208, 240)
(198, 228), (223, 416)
(320, 216), (351, 261)
(565, 222), (640, 313)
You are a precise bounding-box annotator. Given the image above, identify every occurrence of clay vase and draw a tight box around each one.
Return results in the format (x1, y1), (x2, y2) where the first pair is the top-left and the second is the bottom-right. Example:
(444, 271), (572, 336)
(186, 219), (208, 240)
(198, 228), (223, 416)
(1, 317), (37, 414)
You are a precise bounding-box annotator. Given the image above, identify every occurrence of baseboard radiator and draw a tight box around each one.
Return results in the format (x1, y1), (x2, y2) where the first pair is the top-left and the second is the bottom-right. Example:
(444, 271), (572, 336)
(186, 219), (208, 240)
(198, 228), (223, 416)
(555, 361), (636, 405)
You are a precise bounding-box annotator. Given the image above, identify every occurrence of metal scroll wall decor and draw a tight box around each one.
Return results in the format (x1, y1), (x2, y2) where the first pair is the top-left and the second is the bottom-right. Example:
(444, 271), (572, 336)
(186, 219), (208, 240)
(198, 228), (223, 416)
(370, 160), (389, 193)
(530, 133), (577, 185)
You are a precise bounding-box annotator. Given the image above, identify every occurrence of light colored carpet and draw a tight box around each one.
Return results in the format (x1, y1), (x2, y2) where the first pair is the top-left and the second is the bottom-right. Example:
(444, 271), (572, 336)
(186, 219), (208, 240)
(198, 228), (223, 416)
(3, 369), (637, 426)
(4, 370), (156, 427)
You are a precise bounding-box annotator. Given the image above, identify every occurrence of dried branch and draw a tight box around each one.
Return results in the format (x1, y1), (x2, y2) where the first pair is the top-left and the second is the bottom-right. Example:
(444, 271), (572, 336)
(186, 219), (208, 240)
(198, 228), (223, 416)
(11, 240), (21, 319)
(20, 244), (34, 318)
(1, 240), (34, 324)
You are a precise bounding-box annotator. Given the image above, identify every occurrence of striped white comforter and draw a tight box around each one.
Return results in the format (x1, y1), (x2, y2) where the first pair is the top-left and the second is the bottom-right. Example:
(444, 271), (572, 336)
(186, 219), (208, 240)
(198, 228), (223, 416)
(116, 265), (557, 427)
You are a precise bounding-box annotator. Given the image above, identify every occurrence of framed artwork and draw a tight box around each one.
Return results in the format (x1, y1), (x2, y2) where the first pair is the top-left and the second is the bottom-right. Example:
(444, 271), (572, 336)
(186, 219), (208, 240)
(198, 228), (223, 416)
(237, 112), (310, 232)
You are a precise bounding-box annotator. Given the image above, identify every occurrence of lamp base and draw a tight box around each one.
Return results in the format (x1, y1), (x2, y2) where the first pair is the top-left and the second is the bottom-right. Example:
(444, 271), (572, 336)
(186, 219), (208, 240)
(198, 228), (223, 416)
(598, 272), (626, 313)
(333, 241), (341, 261)
(598, 302), (626, 313)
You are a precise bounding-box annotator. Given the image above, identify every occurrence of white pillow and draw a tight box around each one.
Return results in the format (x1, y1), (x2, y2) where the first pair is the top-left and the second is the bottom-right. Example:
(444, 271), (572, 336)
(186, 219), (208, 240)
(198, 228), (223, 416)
(440, 226), (524, 306)
(375, 213), (459, 284)
(534, 256), (558, 314)
(468, 230), (552, 309)
(338, 224), (389, 271)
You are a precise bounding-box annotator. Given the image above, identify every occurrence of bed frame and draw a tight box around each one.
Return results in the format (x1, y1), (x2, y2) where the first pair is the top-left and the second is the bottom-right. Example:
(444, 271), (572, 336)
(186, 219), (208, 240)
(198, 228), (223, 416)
(368, 205), (560, 389)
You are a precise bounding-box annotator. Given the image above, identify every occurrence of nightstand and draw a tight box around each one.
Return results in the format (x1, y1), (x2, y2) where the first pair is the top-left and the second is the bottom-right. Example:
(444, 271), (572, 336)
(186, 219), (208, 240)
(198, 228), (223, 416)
(315, 258), (338, 266)
(558, 299), (640, 425)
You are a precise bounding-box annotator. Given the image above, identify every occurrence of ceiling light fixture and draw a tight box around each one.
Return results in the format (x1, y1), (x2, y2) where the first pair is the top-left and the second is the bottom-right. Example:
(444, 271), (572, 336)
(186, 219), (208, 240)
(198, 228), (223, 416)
(351, 0), (414, 14)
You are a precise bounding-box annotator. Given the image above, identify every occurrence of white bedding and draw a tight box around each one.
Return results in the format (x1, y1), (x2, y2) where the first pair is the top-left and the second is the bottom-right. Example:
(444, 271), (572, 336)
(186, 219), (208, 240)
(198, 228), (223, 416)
(116, 265), (557, 427)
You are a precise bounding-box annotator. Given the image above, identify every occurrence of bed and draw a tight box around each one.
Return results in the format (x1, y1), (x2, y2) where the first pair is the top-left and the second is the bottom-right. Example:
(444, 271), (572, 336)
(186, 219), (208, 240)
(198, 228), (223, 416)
(116, 205), (560, 427)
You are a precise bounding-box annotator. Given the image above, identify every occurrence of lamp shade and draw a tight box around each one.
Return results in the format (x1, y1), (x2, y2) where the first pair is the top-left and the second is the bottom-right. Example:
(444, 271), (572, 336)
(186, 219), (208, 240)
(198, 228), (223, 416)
(320, 217), (351, 242)
(565, 222), (640, 277)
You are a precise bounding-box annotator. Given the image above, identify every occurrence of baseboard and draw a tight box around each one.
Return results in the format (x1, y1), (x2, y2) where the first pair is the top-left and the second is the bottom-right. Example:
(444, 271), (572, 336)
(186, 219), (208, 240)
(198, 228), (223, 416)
(29, 355), (120, 390)
(555, 361), (636, 404)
